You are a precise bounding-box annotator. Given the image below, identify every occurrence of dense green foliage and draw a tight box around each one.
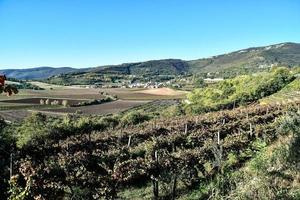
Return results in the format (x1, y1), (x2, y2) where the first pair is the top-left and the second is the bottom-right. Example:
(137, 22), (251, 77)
(278, 77), (300, 92)
(0, 84), (19, 96)
(185, 67), (295, 114)
(10, 81), (44, 90)
(120, 111), (151, 126)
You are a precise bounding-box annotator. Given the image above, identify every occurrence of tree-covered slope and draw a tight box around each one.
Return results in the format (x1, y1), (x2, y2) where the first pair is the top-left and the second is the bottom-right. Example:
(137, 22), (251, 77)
(91, 59), (189, 75)
(2, 42), (300, 82)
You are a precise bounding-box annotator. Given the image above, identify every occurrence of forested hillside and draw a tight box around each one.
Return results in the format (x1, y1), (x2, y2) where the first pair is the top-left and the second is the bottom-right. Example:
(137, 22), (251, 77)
(2, 43), (300, 83)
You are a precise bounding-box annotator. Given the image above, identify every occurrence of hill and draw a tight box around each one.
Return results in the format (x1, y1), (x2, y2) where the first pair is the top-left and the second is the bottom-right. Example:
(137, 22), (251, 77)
(1, 42), (300, 81)
(0, 66), (80, 80)
(46, 42), (300, 83)
(188, 42), (300, 74)
(90, 59), (189, 75)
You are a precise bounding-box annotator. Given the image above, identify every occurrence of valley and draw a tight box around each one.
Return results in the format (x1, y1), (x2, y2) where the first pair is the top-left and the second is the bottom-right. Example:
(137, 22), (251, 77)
(1, 43), (300, 200)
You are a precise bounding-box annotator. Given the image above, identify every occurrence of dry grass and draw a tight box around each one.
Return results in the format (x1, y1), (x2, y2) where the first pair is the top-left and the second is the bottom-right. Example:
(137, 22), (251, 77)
(135, 87), (187, 96)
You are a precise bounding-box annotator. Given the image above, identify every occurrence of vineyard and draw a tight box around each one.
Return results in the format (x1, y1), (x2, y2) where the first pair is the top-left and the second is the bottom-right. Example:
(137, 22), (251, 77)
(7, 100), (300, 199)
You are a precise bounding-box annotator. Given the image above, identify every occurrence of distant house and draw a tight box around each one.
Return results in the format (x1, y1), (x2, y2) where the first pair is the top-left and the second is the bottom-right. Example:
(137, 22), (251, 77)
(204, 78), (224, 83)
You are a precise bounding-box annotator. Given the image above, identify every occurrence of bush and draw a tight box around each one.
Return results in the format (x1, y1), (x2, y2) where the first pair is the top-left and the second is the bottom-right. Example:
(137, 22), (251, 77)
(16, 113), (50, 149)
(45, 99), (50, 105)
(121, 111), (151, 126)
(51, 100), (59, 105)
(40, 99), (45, 105)
(162, 105), (185, 117)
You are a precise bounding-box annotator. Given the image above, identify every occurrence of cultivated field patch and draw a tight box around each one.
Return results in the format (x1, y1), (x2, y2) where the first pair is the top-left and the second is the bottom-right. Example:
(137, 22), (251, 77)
(136, 87), (187, 96)
(40, 100), (149, 115)
(0, 97), (88, 105)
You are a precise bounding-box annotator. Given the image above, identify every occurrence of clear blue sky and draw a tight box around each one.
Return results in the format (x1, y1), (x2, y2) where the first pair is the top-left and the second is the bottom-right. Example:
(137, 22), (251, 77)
(0, 0), (299, 69)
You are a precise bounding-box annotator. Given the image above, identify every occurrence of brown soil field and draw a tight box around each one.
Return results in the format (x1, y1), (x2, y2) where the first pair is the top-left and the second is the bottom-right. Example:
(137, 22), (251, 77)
(0, 100), (149, 122)
(0, 98), (88, 105)
(0, 110), (30, 122)
(40, 100), (149, 115)
(0, 84), (187, 101)
(98, 88), (187, 100)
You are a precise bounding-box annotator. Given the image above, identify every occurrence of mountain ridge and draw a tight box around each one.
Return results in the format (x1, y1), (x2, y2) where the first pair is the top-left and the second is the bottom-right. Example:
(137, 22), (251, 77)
(1, 42), (300, 80)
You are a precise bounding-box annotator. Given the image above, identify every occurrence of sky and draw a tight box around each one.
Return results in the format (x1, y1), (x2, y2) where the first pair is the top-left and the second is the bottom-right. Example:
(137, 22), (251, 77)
(0, 0), (299, 69)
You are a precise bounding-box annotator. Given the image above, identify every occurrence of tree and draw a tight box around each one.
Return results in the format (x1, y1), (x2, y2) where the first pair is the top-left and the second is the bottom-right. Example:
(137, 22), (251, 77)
(193, 77), (206, 88)
(0, 75), (18, 96)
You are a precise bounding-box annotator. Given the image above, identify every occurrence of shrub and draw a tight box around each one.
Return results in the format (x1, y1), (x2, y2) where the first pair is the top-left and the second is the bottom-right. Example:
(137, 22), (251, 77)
(51, 100), (59, 105)
(62, 100), (69, 107)
(40, 99), (45, 105)
(121, 111), (151, 126)
(16, 113), (50, 149)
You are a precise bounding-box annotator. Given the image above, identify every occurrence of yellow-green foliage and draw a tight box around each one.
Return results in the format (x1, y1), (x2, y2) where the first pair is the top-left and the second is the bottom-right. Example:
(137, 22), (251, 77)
(15, 112), (50, 149)
(121, 111), (151, 126)
(185, 67), (294, 114)
(280, 78), (300, 92)
(260, 77), (300, 105)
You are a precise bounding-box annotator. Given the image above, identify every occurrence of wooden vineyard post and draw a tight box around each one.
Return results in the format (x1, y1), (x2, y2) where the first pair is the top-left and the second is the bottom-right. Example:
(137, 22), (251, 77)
(153, 119), (157, 129)
(172, 142), (176, 152)
(88, 132), (92, 153)
(152, 150), (159, 200)
(127, 135), (132, 147)
(213, 131), (223, 174)
(10, 152), (13, 179)
(249, 123), (253, 137)
(171, 174), (177, 200)
(67, 143), (69, 156)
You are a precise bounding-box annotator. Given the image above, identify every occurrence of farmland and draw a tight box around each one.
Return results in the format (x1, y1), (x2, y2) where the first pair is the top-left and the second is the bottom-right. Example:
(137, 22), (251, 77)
(0, 82), (187, 122)
(39, 100), (150, 115)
